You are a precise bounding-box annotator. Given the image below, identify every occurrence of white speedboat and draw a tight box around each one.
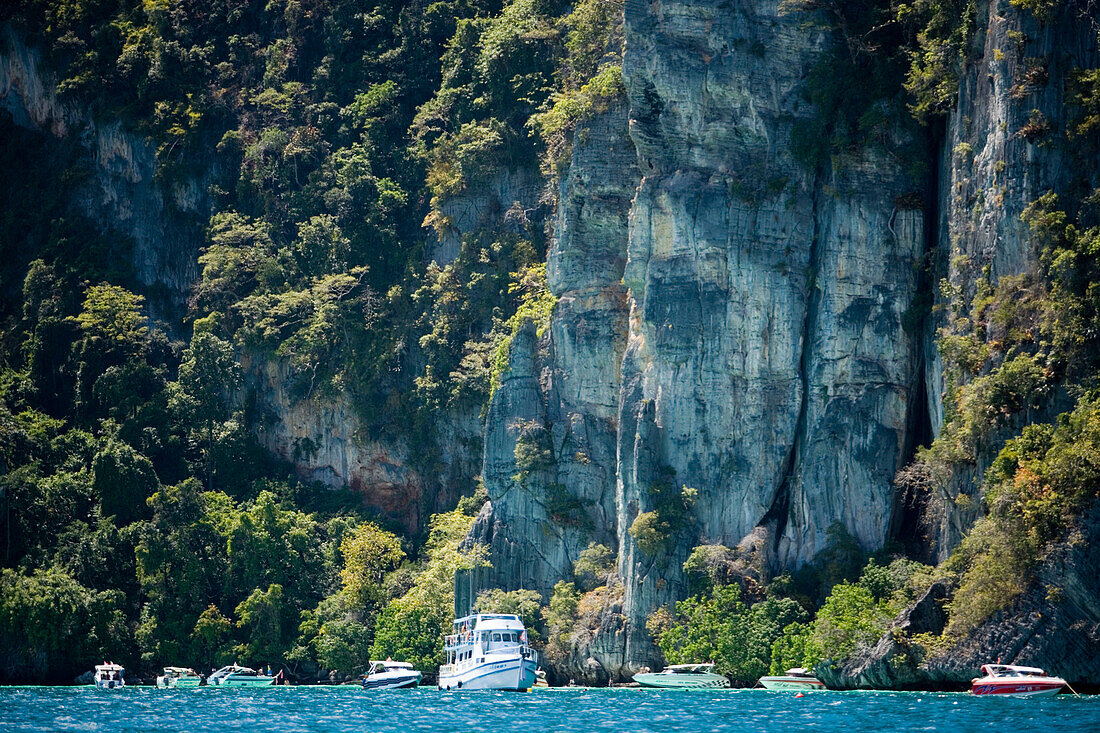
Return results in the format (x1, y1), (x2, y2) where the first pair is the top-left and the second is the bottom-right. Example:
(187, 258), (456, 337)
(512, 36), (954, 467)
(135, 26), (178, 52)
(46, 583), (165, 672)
(156, 666), (203, 688)
(971, 663), (1065, 697)
(361, 659), (422, 689)
(633, 663), (730, 689)
(438, 613), (539, 691)
(759, 667), (826, 691)
(208, 664), (275, 687)
(93, 662), (126, 690)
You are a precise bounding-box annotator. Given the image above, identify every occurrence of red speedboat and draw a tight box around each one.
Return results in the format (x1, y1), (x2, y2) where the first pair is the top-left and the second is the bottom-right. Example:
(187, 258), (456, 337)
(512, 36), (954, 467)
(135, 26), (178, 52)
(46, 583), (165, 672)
(970, 664), (1066, 697)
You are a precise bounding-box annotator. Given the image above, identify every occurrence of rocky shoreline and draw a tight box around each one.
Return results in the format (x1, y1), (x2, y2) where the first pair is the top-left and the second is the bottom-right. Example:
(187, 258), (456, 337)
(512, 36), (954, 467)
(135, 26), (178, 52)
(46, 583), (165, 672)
(819, 504), (1100, 692)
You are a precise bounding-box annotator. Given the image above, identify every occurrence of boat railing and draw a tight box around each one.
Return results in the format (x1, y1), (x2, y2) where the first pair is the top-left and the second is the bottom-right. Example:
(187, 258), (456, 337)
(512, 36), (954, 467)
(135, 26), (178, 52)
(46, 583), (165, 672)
(441, 644), (537, 664)
(445, 633), (472, 648)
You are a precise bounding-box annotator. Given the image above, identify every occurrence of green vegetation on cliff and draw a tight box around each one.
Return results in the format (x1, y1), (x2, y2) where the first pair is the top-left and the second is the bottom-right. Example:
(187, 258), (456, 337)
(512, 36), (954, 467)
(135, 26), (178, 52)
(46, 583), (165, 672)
(646, 539), (931, 684)
(0, 0), (628, 683)
(1, 0), (1099, 689)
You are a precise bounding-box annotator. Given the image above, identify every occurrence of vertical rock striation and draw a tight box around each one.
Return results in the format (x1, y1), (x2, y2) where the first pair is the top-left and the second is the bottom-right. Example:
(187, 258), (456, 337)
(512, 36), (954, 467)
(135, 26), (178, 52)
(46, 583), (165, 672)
(613, 0), (924, 667)
(480, 0), (927, 674)
(474, 100), (639, 608)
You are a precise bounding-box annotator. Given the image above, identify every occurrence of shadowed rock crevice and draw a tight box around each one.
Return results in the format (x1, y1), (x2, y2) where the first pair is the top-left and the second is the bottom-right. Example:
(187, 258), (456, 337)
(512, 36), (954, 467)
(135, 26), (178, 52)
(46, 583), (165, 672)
(766, 164), (826, 556)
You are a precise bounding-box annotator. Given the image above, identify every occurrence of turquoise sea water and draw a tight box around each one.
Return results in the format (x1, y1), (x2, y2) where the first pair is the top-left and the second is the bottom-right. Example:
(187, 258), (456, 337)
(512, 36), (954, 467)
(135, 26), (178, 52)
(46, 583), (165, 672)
(2, 686), (1098, 732)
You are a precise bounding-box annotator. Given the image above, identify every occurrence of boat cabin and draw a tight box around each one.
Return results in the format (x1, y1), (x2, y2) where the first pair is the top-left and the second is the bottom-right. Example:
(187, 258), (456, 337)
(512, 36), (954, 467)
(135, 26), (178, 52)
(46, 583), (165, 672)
(367, 660), (415, 674)
(441, 614), (535, 673)
(784, 667), (816, 678)
(163, 666), (199, 677)
(94, 662), (126, 689)
(95, 663), (124, 679)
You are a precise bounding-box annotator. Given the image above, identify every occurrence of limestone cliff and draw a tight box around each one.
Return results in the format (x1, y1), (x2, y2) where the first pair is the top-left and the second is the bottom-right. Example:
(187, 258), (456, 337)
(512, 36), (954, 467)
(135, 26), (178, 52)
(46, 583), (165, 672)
(9, 0), (1100, 687)
(477, 0), (927, 676)
(473, 99), (638, 604)
(818, 500), (1100, 691)
(0, 27), (204, 320)
(244, 356), (483, 534)
(925, 0), (1100, 559)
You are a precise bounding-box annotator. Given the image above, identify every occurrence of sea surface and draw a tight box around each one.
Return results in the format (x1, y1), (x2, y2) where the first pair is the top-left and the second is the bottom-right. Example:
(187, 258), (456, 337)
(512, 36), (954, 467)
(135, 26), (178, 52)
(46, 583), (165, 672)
(1, 686), (1098, 732)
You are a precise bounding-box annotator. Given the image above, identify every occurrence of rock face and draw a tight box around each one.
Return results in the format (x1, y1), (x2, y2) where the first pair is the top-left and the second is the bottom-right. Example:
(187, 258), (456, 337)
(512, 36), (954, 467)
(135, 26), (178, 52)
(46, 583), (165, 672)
(472, 100), (638, 611)
(246, 356), (482, 534)
(817, 580), (953, 690)
(925, 1), (1100, 559)
(0, 28), (205, 320)
(822, 502), (1100, 690)
(0, 27), (485, 537)
(616, 0), (925, 671)
(430, 167), (544, 265)
(479, 0), (926, 675)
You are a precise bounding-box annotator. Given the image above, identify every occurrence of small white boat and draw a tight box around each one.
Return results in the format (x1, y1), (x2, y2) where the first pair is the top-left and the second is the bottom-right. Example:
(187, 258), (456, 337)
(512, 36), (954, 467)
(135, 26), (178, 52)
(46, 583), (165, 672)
(438, 613), (539, 691)
(208, 664), (275, 687)
(971, 663), (1065, 697)
(759, 667), (826, 691)
(156, 666), (203, 688)
(93, 662), (126, 690)
(633, 663), (730, 689)
(361, 659), (422, 689)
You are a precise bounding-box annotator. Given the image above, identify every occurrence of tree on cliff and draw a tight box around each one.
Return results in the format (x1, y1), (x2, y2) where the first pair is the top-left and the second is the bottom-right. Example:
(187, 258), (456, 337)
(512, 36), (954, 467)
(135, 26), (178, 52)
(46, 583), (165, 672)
(171, 331), (242, 491)
(370, 510), (486, 674)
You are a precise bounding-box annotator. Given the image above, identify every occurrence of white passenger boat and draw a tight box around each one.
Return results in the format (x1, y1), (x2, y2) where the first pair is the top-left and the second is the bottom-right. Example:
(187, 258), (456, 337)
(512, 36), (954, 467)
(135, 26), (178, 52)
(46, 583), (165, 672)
(438, 613), (539, 691)
(156, 666), (203, 688)
(361, 659), (422, 689)
(208, 664), (275, 687)
(758, 667), (826, 691)
(93, 662), (126, 690)
(633, 663), (730, 689)
(970, 664), (1065, 697)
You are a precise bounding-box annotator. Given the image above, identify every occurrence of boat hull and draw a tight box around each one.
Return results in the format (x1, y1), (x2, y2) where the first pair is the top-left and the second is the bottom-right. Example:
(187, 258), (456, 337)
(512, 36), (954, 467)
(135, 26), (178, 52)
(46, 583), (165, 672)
(438, 656), (538, 691)
(633, 672), (730, 689)
(971, 680), (1064, 697)
(759, 676), (825, 691)
(362, 671), (421, 690)
(212, 676), (275, 687)
(157, 676), (202, 688)
(94, 680), (125, 690)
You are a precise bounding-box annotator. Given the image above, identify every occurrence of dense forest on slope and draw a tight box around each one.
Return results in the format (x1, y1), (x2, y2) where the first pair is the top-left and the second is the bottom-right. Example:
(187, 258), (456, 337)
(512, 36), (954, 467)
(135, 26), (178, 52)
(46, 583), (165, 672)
(0, 0), (623, 683)
(1, 0), (1099, 686)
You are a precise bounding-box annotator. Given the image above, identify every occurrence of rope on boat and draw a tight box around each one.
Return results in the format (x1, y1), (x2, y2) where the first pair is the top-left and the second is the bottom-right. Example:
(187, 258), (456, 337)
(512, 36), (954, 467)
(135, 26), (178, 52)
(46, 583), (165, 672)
(1065, 681), (1082, 697)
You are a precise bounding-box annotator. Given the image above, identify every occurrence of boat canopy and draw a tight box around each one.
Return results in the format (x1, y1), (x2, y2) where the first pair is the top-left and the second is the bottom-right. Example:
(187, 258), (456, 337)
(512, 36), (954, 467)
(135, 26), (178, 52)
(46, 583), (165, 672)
(452, 614), (522, 628)
(95, 663), (124, 673)
(662, 663), (716, 673)
(163, 666), (198, 675)
(213, 664), (260, 675)
(981, 664), (1048, 677)
(369, 660), (414, 669)
(785, 668), (814, 677)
